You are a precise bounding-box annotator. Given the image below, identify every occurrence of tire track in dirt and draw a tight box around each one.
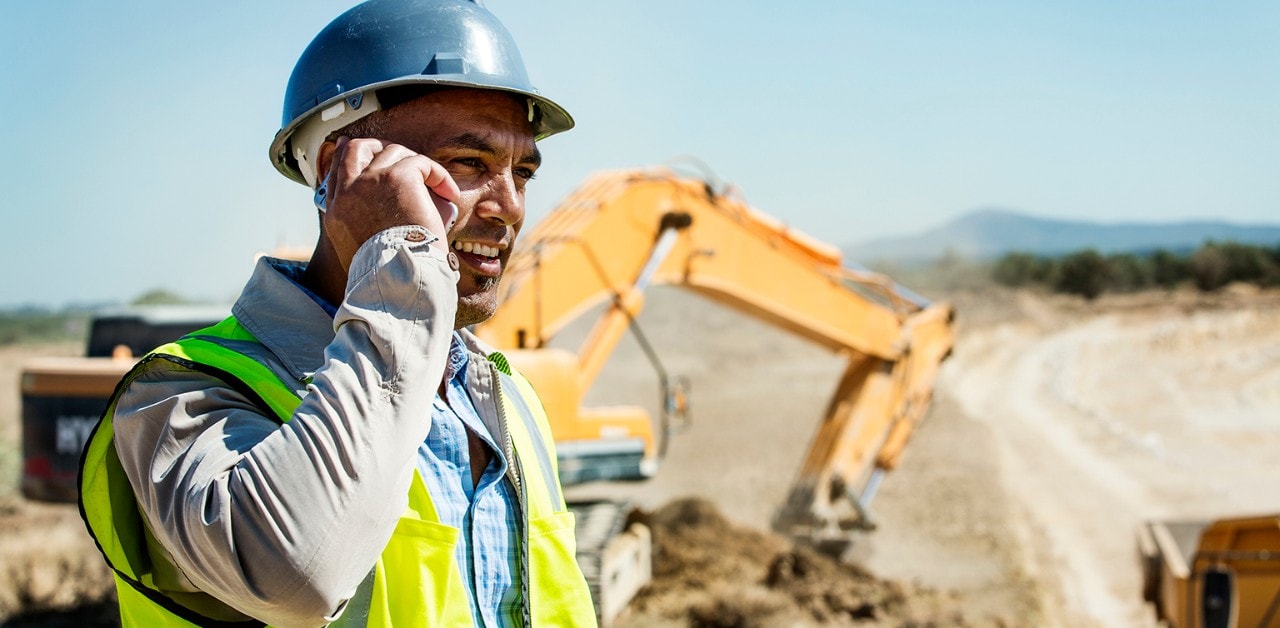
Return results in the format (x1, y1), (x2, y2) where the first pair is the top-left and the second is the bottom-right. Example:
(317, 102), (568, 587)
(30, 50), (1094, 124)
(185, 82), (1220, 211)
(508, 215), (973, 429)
(949, 318), (1159, 626)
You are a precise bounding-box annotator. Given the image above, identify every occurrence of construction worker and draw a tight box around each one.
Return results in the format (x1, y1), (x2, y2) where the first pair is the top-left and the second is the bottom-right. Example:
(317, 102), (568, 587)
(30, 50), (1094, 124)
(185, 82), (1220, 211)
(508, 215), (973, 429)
(78, 0), (596, 625)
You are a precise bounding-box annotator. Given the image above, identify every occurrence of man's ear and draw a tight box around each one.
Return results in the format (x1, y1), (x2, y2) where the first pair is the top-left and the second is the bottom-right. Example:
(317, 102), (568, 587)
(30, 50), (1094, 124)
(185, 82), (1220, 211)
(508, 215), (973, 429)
(316, 140), (338, 186)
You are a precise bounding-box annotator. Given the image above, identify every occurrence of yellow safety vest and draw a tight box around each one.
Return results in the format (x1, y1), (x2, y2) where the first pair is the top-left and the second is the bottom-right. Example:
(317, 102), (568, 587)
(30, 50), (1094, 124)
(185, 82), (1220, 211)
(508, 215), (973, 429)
(79, 316), (597, 627)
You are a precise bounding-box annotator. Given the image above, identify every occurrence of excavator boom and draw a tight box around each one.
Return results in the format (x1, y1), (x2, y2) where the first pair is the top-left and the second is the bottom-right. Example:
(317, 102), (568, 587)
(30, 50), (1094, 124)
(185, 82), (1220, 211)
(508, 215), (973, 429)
(482, 171), (907, 358)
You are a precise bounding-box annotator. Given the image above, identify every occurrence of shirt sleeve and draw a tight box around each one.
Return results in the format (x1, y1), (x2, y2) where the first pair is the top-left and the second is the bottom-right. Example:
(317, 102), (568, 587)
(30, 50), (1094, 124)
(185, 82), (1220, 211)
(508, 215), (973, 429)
(112, 226), (458, 627)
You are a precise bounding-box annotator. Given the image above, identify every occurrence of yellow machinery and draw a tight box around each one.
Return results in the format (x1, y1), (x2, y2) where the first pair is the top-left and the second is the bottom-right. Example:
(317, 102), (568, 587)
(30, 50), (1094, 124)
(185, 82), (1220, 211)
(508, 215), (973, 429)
(21, 307), (232, 502)
(22, 355), (136, 502)
(474, 167), (955, 552)
(1139, 514), (1280, 627)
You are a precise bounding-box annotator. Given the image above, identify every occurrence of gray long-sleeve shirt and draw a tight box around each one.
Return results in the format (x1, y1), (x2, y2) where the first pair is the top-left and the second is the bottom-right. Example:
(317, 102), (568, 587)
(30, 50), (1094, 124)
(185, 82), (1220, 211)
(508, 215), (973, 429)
(113, 226), (465, 626)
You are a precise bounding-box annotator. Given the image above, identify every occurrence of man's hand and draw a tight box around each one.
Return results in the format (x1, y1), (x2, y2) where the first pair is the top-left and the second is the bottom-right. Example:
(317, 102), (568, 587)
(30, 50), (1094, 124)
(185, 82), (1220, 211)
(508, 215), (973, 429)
(321, 136), (461, 272)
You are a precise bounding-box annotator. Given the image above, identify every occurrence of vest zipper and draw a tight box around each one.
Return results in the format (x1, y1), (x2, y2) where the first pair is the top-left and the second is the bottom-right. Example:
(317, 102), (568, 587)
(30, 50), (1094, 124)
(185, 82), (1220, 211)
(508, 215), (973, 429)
(489, 362), (533, 626)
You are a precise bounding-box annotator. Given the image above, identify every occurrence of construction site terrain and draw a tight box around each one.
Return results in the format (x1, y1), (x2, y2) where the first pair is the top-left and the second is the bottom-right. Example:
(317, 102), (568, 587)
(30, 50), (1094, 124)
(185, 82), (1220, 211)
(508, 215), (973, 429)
(2, 285), (1278, 626)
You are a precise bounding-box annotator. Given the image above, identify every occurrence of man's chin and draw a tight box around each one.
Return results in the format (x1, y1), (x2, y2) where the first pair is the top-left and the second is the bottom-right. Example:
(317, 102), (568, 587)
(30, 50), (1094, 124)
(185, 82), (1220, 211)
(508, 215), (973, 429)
(454, 290), (499, 329)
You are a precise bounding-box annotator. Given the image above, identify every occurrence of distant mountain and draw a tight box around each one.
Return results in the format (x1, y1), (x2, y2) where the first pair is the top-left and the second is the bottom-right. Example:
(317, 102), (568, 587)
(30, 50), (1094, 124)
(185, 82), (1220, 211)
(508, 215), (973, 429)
(846, 209), (1280, 264)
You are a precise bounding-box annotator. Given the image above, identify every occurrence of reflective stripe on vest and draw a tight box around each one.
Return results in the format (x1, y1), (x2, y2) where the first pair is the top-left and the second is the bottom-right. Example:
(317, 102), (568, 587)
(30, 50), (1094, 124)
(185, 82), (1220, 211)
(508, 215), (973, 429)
(79, 316), (596, 627)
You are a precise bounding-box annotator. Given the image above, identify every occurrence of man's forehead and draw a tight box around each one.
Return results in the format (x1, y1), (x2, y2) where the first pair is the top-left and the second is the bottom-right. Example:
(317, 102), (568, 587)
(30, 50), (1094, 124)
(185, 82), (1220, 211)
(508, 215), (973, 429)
(398, 88), (530, 124)
(383, 90), (538, 154)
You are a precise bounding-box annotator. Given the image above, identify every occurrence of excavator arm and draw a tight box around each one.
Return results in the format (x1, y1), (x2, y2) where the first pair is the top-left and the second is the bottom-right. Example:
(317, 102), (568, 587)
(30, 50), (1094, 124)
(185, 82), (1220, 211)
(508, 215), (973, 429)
(475, 168), (955, 549)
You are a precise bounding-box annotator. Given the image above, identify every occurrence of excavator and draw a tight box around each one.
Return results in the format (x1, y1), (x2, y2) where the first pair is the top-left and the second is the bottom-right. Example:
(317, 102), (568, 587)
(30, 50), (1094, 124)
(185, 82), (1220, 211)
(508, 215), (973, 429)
(471, 167), (956, 622)
(20, 166), (955, 625)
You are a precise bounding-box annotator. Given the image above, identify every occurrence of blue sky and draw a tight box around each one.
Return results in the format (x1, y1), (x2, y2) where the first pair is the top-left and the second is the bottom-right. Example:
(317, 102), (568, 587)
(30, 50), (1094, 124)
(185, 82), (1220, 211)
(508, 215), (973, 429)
(2, 1), (1277, 308)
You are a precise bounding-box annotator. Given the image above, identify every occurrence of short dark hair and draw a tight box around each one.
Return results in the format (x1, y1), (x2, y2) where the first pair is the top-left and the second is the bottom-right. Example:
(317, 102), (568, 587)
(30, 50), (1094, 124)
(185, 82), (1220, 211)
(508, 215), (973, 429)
(324, 86), (445, 144)
(374, 84), (447, 111)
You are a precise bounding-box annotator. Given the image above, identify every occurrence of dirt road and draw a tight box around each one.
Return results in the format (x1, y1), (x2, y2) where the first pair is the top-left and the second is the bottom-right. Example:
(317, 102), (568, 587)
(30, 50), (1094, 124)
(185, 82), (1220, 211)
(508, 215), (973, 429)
(1, 287), (1277, 625)
(934, 287), (1280, 626)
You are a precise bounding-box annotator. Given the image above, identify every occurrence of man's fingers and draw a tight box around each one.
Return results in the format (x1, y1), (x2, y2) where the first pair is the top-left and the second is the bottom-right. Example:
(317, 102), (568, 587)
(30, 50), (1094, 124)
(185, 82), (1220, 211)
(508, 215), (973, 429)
(332, 139), (459, 205)
(378, 153), (460, 232)
(374, 151), (461, 203)
(322, 138), (460, 247)
(364, 142), (420, 172)
(418, 160), (461, 203)
(332, 136), (383, 188)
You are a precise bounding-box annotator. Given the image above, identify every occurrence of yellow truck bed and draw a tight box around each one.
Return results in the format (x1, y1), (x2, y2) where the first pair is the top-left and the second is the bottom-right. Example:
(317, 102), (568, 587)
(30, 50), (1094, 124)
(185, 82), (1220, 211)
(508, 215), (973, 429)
(1138, 515), (1280, 628)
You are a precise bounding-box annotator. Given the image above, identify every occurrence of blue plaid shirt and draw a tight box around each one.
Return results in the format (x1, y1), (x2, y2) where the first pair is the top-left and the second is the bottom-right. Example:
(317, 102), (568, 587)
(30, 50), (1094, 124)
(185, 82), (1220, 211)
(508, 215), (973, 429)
(419, 334), (522, 627)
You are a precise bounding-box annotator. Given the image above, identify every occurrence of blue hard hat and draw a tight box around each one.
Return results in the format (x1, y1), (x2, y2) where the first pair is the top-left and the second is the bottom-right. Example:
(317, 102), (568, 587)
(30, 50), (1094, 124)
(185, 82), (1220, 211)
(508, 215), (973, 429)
(269, 0), (574, 186)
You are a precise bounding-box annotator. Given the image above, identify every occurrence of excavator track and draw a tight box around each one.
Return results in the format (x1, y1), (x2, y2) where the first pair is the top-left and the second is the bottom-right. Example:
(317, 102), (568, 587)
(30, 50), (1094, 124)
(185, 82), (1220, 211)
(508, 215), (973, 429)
(570, 500), (652, 627)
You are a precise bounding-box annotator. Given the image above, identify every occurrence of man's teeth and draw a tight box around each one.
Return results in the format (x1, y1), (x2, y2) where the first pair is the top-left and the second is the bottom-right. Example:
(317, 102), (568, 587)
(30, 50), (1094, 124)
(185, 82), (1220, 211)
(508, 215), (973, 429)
(452, 241), (500, 258)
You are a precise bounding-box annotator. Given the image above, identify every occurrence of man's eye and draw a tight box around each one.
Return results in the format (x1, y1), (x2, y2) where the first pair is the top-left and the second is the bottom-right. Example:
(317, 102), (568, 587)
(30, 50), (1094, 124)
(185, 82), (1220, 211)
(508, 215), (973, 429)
(453, 157), (483, 169)
(515, 168), (537, 181)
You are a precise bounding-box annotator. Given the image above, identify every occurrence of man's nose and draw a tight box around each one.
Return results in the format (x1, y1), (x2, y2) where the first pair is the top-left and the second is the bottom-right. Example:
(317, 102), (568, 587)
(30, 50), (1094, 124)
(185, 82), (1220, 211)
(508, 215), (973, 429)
(474, 172), (524, 227)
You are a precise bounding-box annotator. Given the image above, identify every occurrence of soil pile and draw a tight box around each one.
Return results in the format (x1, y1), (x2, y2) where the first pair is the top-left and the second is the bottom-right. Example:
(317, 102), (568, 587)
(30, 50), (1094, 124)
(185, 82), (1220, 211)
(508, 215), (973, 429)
(618, 498), (995, 627)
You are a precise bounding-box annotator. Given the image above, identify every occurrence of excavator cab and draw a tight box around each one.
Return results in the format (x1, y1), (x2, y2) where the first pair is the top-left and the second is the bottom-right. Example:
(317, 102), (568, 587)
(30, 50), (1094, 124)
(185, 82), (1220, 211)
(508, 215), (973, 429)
(503, 347), (658, 484)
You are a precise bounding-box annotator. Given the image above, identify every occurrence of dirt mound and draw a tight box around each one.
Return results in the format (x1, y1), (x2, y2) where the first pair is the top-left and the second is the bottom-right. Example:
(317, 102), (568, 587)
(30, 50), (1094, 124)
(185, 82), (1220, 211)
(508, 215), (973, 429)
(618, 498), (994, 627)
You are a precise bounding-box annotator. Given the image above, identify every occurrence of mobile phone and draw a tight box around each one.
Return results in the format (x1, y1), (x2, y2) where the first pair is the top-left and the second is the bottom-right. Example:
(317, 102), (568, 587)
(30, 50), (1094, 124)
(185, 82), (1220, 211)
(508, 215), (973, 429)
(432, 191), (459, 234)
(313, 179), (329, 213)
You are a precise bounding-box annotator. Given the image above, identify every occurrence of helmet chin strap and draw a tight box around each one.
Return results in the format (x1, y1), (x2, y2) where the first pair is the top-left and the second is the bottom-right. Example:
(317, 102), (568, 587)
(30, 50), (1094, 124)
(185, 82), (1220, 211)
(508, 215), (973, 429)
(292, 91), (384, 188)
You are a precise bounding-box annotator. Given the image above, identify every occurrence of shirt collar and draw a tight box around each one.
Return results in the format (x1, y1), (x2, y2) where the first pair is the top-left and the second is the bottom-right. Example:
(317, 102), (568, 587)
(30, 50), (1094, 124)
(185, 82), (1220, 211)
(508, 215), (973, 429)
(277, 262), (339, 318)
(230, 256), (336, 382)
(444, 332), (470, 383)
